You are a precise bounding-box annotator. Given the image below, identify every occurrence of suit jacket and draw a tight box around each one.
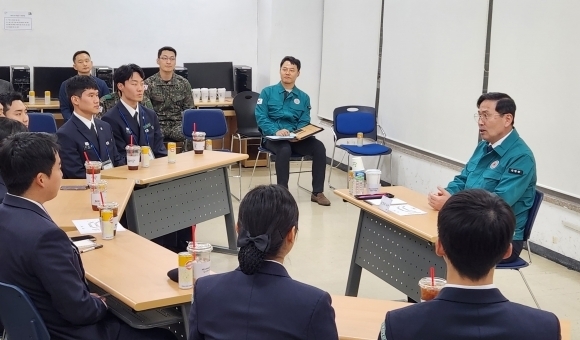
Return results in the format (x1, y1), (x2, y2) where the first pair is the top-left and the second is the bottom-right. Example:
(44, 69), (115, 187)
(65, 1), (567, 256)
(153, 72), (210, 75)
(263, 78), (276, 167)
(189, 261), (338, 340)
(0, 175), (6, 204)
(57, 114), (124, 179)
(380, 287), (560, 340)
(101, 101), (167, 164)
(0, 195), (110, 340)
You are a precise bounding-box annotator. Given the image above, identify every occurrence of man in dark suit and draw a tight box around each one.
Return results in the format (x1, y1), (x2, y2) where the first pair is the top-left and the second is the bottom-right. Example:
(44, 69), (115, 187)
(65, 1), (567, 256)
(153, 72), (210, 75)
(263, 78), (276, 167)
(379, 189), (561, 340)
(0, 132), (173, 340)
(101, 64), (166, 165)
(57, 75), (123, 179)
(0, 118), (28, 203)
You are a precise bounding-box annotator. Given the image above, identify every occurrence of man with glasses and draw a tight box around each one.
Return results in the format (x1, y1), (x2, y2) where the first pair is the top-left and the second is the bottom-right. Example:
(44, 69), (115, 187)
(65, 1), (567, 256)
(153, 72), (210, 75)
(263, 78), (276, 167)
(144, 46), (193, 142)
(428, 92), (536, 263)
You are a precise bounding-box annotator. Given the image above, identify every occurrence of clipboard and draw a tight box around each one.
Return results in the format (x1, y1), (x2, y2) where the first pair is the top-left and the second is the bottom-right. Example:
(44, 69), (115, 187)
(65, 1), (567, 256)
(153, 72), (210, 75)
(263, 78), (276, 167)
(264, 124), (324, 142)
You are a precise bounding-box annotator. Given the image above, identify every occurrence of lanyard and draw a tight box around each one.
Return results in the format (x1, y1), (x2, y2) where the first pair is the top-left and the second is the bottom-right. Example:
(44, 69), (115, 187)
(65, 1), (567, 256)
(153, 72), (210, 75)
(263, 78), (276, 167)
(118, 107), (151, 147)
(84, 140), (111, 163)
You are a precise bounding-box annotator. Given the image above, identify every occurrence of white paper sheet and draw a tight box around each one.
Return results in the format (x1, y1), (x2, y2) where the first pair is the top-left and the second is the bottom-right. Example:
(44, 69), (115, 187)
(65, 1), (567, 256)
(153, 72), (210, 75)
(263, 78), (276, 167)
(72, 219), (127, 234)
(367, 198), (407, 206)
(388, 204), (426, 216)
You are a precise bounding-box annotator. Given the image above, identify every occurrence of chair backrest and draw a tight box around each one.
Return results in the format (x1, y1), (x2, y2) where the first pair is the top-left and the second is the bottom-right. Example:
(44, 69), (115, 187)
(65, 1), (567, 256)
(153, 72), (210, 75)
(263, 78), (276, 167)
(333, 106), (378, 140)
(523, 190), (544, 241)
(27, 112), (57, 133)
(232, 91), (260, 130)
(182, 109), (228, 140)
(0, 282), (50, 340)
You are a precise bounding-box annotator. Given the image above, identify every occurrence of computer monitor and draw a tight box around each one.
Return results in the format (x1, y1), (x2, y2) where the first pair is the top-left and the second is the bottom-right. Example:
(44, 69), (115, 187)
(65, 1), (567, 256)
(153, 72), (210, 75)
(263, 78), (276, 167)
(33, 67), (78, 97)
(142, 67), (159, 80)
(184, 62), (235, 92)
(0, 66), (10, 82)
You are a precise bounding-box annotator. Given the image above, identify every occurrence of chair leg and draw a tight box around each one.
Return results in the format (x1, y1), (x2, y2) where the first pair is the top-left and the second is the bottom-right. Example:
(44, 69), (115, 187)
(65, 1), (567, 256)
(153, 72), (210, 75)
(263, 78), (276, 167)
(267, 153), (272, 184)
(527, 240), (533, 263)
(518, 270), (541, 309)
(345, 154), (351, 190)
(297, 157), (309, 192)
(328, 146), (338, 189)
(249, 151), (262, 189)
(238, 160), (242, 200)
(389, 154), (394, 186)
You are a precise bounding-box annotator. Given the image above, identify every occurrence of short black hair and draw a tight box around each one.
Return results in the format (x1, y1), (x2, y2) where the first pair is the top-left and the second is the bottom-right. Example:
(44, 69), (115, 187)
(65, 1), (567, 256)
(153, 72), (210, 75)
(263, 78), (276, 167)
(438, 189), (515, 281)
(280, 56), (301, 71)
(66, 75), (98, 100)
(237, 185), (299, 275)
(0, 132), (59, 196)
(73, 50), (91, 62)
(0, 117), (28, 145)
(114, 64), (145, 95)
(477, 92), (516, 125)
(0, 92), (24, 113)
(158, 46), (177, 58)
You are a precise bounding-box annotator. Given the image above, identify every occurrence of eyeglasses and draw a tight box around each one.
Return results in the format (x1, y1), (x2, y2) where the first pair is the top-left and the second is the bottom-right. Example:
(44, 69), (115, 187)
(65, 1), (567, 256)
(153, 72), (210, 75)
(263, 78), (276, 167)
(159, 56), (176, 62)
(474, 112), (501, 122)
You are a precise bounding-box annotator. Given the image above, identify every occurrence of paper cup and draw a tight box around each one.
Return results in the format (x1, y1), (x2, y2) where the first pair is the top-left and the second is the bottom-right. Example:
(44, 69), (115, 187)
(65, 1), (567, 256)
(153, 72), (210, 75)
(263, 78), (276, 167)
(192, 88), (201, 101)
(365, 169), (382, 193)
(351, 157), (365, 171)
(208, 88), (217, 103)
(200, 88), (209, 102)
(217, 88), (226, 103)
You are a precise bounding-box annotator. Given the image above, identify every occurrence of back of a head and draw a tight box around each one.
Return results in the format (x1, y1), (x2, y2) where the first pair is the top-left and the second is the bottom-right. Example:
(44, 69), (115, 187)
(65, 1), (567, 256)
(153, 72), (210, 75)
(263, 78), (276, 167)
(0, 117), (28, 146)
(66, 75), (98, 100)
(0, 132), (59, 196)
(438, 189), (515, 280)
(237, 185), (299, 275)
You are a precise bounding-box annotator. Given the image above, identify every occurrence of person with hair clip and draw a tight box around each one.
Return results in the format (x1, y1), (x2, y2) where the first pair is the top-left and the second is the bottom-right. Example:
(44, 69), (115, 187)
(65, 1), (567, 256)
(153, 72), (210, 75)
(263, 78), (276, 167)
(188, 185), (338, 339)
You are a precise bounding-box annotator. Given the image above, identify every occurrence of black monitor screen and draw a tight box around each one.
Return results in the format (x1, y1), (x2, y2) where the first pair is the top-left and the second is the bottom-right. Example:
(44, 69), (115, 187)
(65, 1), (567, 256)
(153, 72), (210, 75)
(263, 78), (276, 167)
(33, 67), (78, 97)
(184, 62), (234, 91)
(0, 66), (10, 82)
(142, 67), (158, 80)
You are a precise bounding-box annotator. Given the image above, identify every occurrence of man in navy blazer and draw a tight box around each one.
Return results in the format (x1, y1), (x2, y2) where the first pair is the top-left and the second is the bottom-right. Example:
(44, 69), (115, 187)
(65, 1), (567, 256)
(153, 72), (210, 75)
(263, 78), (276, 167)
(0, 132), (173, 340)
(57, 75), (123, 179)
(379, 189), (560, 340)
(0, 117), (27, 203)
(101, 64), (166, 164)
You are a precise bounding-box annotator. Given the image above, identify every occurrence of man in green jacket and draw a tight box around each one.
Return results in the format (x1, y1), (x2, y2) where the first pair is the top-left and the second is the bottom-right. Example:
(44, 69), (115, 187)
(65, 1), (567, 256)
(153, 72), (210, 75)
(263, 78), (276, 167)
(255, 56), (330, 206)
(428, 92), (536, 262)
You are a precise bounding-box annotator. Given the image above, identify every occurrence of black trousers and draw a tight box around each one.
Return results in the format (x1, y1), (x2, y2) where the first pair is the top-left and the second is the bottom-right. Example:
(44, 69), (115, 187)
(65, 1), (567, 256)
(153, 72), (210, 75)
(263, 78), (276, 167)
(500, 240), (524, 263)
(264, 137), (326, 193)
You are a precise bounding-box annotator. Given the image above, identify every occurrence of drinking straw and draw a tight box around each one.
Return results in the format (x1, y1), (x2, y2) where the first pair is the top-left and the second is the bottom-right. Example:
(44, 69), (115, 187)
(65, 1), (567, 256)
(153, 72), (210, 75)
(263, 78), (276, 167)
(84, 152), (94, 182)
(430, 267), (435, 286)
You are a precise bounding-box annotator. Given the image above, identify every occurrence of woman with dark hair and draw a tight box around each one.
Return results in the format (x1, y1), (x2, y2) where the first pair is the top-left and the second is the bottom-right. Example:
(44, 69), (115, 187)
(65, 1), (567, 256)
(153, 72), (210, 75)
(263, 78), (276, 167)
(0, 117), (28, 203)
(188, 185), (338, 339)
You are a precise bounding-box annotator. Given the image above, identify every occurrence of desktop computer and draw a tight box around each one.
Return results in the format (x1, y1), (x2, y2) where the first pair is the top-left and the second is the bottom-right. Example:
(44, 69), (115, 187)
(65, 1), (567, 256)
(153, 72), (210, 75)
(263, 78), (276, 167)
(234, 65), (252, 95)
(0, 66), (10, 82)
(93, 66), (113, 93)
(33, 67), (77, 99)
(142, 67), (158, 80)
(184, 62), (235, 95)
(11, 66), (31, 100)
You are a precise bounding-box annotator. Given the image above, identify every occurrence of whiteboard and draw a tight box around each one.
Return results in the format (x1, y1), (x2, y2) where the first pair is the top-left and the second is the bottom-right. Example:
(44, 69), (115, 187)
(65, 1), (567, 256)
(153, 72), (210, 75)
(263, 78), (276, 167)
(0, 0), (257, 70)
(317, 0), (382, 120)
(379, 0), (489, 163)
(488, 0), (580, 198)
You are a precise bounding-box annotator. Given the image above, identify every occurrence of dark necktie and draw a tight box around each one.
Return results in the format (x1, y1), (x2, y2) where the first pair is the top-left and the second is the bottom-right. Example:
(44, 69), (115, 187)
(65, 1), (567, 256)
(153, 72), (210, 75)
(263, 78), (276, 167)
(486, 144), (493, 153)
(133, 111), (139, 125)
(90, 123), (98, 139)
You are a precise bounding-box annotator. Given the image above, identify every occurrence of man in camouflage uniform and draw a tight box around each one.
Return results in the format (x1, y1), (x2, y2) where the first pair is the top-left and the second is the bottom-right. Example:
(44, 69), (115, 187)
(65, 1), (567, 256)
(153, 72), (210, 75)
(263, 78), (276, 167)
(98, 91), (154, 119)
(145, 46), (193, 141)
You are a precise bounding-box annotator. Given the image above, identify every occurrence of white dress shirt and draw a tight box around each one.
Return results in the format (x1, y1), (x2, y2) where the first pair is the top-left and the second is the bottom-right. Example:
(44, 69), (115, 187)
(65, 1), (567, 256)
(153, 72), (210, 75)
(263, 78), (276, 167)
(490, 128), (513, 149)
(73, 112), (97, 135)
(120, 99), (139, 126)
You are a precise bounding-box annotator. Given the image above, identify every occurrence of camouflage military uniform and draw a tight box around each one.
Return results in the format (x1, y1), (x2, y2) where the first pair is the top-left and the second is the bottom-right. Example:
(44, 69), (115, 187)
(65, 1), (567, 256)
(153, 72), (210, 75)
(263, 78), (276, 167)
(144, 72), (193, 141)
(97, 92), (154, 119)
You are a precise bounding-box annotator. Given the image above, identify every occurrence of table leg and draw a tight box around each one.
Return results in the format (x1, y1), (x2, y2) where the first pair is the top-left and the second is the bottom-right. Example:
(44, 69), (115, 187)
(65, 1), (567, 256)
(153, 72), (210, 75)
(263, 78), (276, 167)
(181, 303), (191, 338)
(212, 166), (238, 255)
(345, 210), (365, 296)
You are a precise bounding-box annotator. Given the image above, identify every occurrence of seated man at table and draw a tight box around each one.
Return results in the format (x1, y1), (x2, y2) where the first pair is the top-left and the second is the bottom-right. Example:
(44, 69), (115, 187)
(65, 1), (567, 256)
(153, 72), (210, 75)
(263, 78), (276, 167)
(0, 92), (29, 128)
(428, 93), (536, 263)
(255, 56), (330, 206)
(57, 75), (123, 179)
(0, 117), (28, 203)
(380, 189), (560, 340)
(99, 88), (154, 118)
(101, 64), (166, 164)
(59, 50), (111, 121)
(0, 132), (174, 340)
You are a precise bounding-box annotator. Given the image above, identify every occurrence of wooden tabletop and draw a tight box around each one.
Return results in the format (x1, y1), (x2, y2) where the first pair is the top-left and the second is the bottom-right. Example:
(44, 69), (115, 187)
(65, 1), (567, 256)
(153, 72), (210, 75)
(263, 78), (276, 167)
(45, 179), (134, 231)
(334, 186), (439, 243)
(67, 230), (192, 311)
(26, 100), (60, 109)
(194, 98), (233, 107)
(101, 150), (248, 185)
(332, 295), (571, 340)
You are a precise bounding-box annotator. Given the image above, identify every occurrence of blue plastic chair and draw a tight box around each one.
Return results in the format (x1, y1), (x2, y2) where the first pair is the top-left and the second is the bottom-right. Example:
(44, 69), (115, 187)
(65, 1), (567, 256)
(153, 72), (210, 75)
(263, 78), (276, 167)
(496, 190), (544, 309)
(327, 106), (392, 189)
(182, 109), (242, 200)
(248, 145), (310, 192)
(27, 112), (57, 133)
(0, 282), (50, 340)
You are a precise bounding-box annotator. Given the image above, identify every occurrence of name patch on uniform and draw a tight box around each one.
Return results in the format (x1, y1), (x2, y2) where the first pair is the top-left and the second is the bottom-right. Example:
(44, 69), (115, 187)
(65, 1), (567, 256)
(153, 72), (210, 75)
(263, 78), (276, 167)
(143, 123), (152, 130)
(257, 98), (263, 104)
(294, 98), (300, 104)
(509, 168), (524, 175)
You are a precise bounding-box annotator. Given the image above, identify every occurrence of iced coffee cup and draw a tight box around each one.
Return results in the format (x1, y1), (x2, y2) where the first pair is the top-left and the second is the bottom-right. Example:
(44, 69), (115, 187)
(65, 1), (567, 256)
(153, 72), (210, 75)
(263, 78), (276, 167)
(125, 145), (141, 170)
(98, 202), (119, 236)
(192, 132), (206, 155)
(84, 161), (102, 185)
(419, 277), (446, 302)
(89, 180), (108, 211)
(187, 242), (213, 282)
